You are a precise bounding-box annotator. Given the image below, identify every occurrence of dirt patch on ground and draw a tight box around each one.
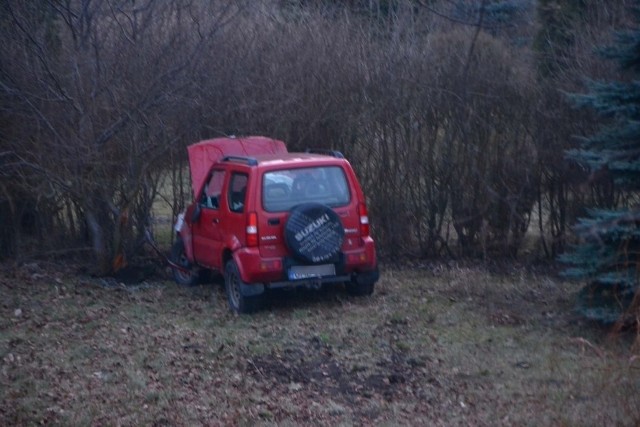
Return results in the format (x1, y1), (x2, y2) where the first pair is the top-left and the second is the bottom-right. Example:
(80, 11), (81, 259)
(0, 261), (638, 425)
(248, 334), (431, 402)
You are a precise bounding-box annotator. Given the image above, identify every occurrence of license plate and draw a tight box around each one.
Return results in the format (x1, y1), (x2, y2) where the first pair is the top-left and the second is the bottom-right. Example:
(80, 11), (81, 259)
(288, 264), (335, 280)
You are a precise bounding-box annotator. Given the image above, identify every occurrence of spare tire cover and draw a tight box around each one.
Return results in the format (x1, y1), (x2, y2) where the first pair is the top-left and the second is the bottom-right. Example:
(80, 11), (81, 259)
(285, 203), (344, 264)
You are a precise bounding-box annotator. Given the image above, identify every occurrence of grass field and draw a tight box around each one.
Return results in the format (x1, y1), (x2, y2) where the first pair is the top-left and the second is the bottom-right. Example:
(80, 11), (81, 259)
(1, 261), (639, 426)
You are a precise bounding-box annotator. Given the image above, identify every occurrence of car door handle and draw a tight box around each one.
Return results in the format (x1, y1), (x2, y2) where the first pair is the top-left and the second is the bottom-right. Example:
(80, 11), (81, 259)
(268, 218), (280, 225)
(212, 218), (220, 224)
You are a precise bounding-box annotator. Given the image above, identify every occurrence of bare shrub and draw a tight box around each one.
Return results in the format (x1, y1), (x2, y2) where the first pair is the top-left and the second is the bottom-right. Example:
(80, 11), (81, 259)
(1, 0), (635, 266)
(0, 0), (243, 272)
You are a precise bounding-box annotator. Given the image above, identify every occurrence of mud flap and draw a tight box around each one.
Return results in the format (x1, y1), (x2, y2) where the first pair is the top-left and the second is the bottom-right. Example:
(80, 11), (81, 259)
(240, 282), (265, 297)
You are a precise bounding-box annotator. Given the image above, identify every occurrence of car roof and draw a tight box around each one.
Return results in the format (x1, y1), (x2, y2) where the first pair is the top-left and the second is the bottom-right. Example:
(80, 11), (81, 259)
(249, 152), (346, 167)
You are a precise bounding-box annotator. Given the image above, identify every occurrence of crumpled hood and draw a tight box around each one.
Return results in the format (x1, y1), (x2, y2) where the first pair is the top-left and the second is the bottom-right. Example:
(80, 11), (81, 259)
(187, 136), (287, 198)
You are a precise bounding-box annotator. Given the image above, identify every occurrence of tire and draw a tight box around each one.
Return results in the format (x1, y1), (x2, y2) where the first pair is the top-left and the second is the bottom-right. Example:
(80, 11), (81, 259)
(346, 281), (375, 296)
(284, 203), (344, 264)
(224, 260), (263, 314)
(170, 237), (200, 287)
(346, 268), (379, 296)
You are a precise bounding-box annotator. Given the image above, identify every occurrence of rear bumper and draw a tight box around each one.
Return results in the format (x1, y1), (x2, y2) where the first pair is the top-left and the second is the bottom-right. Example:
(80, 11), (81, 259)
(266, 274), (351, 290)
(266, 264), (379, 290)
(233, 242), (378, 293)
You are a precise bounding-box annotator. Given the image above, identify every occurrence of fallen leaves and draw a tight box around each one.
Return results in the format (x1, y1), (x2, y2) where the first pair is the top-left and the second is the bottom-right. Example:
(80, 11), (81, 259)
(1, 262), (639, 426)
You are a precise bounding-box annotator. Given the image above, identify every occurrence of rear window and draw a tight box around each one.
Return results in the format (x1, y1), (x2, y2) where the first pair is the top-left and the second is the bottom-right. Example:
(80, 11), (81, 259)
(262, 166), (351, 212)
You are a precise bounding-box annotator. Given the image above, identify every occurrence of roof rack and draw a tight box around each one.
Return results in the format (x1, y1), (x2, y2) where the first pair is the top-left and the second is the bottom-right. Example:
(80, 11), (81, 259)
(222, 155), (258, 166)
(304, 148), (345, 159)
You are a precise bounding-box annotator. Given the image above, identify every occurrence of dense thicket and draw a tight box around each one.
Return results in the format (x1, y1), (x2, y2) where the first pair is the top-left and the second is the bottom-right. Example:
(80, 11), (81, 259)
(0, 0), (634, 273)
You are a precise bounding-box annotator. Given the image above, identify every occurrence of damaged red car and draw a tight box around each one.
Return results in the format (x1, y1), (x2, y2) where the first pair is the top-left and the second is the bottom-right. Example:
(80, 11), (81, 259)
(171, 136), (379, 313)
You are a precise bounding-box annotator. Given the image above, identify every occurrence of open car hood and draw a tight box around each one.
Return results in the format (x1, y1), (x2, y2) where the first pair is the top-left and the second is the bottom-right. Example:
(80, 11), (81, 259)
(187, 136), (287, 198)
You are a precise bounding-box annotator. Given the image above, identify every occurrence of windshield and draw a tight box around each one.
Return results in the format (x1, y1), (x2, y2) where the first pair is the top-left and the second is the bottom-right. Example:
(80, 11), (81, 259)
(262, 166), (351, 212)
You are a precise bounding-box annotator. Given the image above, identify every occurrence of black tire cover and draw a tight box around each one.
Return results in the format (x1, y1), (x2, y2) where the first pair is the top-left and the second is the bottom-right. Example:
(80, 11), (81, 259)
(285, 203), (344, 264)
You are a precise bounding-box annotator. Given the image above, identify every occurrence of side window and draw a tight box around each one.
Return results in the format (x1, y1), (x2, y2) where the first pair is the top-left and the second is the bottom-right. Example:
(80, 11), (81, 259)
(201, 170), (225, 209)
(228, 173), (248, 213)
(326, 167), (350, 204)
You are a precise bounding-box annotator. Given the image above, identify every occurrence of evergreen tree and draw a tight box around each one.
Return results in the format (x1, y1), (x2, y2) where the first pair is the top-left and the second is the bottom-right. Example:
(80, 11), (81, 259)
(561, 4), (640, 324)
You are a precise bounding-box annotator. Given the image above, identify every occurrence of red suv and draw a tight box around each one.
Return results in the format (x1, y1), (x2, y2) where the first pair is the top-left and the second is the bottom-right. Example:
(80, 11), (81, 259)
(171, 136), (379, 313)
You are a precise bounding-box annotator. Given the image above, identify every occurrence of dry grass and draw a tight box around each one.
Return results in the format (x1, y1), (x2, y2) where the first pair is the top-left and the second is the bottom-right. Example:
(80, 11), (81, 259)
(1, 261), (639, 426)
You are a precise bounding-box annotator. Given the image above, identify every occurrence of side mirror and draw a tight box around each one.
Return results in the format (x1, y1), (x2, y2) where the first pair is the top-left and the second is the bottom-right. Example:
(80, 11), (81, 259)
(191, 204), (202, 223)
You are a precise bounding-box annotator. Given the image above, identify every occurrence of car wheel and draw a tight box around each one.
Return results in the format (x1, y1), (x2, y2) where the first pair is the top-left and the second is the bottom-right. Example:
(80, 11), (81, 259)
(284, 203), (344, 264)
(346, 280), (375, 296)
(224, 260), (263, 314)
(170, 237), (200, 287)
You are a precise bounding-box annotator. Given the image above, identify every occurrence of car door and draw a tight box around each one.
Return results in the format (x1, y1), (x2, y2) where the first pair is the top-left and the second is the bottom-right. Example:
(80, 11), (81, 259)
(192, 168), (226, 269)
(221, 171), (249, 246)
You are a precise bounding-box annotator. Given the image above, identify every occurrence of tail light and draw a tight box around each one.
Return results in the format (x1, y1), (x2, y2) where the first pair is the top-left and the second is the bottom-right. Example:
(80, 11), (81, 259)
(358, 202), (370, 237)
(246, 211), (258, 247)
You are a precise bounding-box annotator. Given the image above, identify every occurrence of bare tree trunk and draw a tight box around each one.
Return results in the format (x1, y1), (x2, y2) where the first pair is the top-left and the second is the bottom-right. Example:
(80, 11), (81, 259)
(83, 207), (110, 275)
